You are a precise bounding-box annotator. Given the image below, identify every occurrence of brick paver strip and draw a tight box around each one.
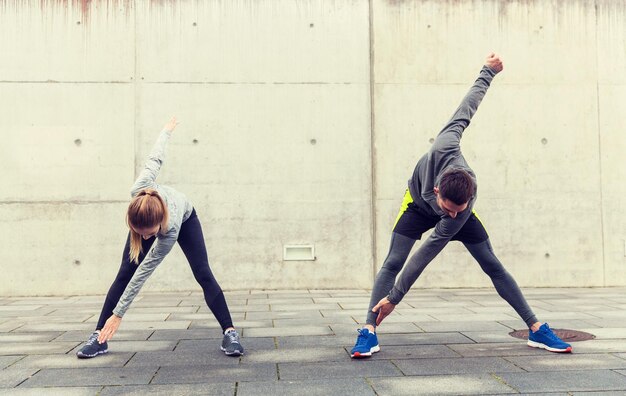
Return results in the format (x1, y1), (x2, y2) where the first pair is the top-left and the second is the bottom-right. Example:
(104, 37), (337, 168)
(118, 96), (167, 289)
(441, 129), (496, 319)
(497, 370), (626, 392)
(277, 360), (401, 380)
(11, 353), (134, 369)
(370, 374), (516, 395)
(393, 356), (524, 375)
(368, 344), (460, 360)
(236, 378), (376, 396)
(505, 353), (626, 371)
(152, 363), (277, 384)
(125, 350), (242, 367)
(20, 367), (158, 387)
(2, 386), (102, 395)
(99, 383), (235, 396)
(174, 338), (276, 352)
(0, 342), (79, 356)
(54, 330), (154, 342)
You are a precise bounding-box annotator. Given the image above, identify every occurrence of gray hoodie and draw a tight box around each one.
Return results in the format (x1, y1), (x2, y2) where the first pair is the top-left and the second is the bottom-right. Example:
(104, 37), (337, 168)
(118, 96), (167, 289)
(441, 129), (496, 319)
(113, 130), (193, 317)
(388, 66), (497, 304)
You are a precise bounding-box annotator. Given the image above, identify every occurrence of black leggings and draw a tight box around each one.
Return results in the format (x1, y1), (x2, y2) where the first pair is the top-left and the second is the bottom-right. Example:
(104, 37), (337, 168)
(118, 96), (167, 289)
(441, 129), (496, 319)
(96, 209), (233, 332)
(367, 234), (537, 328)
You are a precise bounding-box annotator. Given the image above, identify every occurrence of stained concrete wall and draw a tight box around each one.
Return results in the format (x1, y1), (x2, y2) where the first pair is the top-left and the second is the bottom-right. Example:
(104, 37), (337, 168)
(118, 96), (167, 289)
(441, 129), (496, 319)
(0, 0), (624, 296)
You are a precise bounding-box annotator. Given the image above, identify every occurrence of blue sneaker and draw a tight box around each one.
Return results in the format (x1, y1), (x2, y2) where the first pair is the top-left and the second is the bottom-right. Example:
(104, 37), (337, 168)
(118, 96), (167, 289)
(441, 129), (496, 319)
(76, 331), (108, 359)
(350, 328), (380, 358)
(527, 323), (572, 353)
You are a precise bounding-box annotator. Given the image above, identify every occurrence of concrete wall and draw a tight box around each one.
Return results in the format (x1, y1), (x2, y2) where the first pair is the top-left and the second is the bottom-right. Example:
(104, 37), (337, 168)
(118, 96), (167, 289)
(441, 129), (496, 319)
(1, 0), (624, 296)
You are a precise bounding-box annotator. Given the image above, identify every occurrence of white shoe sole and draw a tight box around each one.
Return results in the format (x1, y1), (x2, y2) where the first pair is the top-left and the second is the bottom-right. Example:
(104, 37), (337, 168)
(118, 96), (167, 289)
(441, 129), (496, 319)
(76, 349), (108, 359)
(221, 346), (243, 356)
(351, 344), (380, 358)
(527, 340), (572, 353)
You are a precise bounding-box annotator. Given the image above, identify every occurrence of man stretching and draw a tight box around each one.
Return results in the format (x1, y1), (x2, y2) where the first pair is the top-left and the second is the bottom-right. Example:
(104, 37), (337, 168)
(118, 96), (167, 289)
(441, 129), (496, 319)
(351, 53), (572, 358)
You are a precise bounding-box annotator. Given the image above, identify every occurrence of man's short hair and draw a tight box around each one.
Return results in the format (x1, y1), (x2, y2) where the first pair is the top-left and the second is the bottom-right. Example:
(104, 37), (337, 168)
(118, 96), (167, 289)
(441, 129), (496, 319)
(438, 169), (476, 205)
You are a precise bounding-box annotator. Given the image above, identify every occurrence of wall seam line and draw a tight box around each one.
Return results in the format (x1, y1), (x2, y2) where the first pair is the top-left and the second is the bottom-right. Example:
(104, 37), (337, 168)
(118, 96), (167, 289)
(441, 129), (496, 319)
(368, 0), (377, 283)
(594, 0), (606, 286)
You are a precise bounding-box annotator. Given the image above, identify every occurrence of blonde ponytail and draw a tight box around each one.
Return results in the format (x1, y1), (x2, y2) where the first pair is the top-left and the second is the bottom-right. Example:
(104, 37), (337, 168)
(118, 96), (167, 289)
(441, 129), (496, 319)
(127, 189), (169, 264)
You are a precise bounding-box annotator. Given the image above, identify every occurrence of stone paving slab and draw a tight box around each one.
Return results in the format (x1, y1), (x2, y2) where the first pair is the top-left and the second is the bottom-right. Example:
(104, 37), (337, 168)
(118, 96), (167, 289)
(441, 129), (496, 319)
(504, 353), (626, 371)
(110, 321), (191, 331)
(250, 298), (315, 305)
(165, 313), (246, 322)
(461, 331), (521, 343)
(270, 303), (340, 312)
(152, 363), (277, 384)
(276, 335), (356, 349)
(394, 307), (473, 315)
(12, 323), (95, 332)
(393, 356), (525, 375)
(369, 374), (516, 395)
(496, 369), (626, 392)
(376, 331), (474, 346)
(11, 353), (134, 369)
(188, 320), (272, 329)
(245, 310), (323, 320)
(226, 305), (270, 313)
(312, 297), (370, 304)
(331, 323), (420, 334)
(0, 387), (102, 395)
(429, 312), (519, 322)
(55, 330), (154, 342)
(355, 312), (433, 323)
(415, 320), (514, 332)
(0, 322), (26, 332)
(114, 313), (169, 322)
(20, 367), (159, 387)
(0, 356), (23, 369)
(272, 316), (357, 326)
(499, 319), (601, 330)
(571, 339), (626, 354)
(244, 347), (348, 364)
(0, 341), (79, 356)
(278, 360), (402, 380)
(147, 329), (223, 341)
(69, 340), (177, 355)
(576, 327), (626, 340)
(125, 350), (242, 367)
(99, 383), (235, 396)
(8, 315), (93, 323)
(175, 337), (275, 352)
(0, 320), (26, 334)
(448, 342), (545, 357)
(243, 326), (333, 338)
(369, 345), (460, 360)
(237, 378), (376, 396)
(0, 332), (62, 343)
(0, 368), (38, 388)
(0, 305), (45, 311)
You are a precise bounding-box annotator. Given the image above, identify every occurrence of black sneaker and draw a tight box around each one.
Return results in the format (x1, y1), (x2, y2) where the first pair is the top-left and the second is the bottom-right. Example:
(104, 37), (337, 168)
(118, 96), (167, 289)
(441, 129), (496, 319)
(76, 331), (108, 359)
(221, 330), (244, 356)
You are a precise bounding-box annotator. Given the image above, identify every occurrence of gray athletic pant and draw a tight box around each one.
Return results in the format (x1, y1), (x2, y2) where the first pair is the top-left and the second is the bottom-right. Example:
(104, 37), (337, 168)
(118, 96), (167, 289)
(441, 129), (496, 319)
(366, 232), (538, 328)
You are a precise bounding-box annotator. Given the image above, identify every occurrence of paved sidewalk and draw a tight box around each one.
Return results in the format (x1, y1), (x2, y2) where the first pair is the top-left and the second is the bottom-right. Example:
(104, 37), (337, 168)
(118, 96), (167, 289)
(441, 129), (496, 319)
(1, 287), (626, 395)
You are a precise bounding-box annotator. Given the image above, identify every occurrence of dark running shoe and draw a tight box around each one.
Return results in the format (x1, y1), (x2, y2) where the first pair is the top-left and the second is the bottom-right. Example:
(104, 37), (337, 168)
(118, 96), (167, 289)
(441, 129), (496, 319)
(76, 331), (108, 359)
(221, 330), (244, 356)
(527, 323), (572, 353)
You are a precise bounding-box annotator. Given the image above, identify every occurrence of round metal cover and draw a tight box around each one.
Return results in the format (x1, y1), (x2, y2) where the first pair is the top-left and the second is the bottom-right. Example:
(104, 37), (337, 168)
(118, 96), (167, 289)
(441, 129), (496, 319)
(509, 329), (595, 342)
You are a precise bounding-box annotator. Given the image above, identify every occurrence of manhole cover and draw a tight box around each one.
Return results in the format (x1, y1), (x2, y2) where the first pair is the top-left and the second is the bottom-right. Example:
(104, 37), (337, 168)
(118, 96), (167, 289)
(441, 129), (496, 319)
(509, 329), (595, 342)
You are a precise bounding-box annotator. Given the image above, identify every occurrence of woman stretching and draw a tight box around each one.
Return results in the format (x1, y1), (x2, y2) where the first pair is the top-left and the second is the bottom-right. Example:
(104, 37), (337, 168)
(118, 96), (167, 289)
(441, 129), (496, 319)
(77, 117), (243, 358)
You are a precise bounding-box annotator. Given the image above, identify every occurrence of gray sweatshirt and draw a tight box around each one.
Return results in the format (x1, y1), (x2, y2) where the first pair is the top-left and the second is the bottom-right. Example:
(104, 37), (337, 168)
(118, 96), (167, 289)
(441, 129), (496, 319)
(387, 66), (497, 304)
(113, 130), (193, 317)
